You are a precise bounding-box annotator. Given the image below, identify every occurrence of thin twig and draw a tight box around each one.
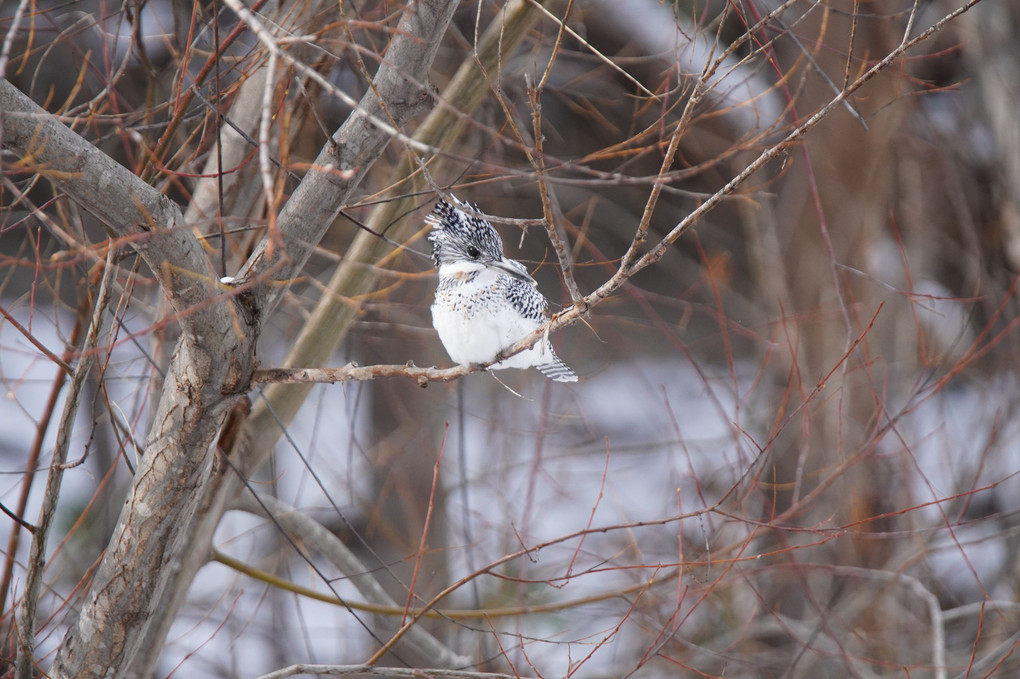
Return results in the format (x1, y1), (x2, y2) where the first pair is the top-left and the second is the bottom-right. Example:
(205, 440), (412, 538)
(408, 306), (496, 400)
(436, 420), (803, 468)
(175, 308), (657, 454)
(214, 548), (679, 619)
(629, 0), (983, 279)
(15, 249), (117, 678)
(0, 503), (35, 532)
(234, 493), (470, 669)
(220, 0), (438, 156)
(524, 0), (583, 300)
(142, 0), (270, 183)
(363, 508), (706, 667)
(527, 85), (583, 301)
(0, 281), (92, 617)
(0, 305), (73, 376)
(527, 0), (658, 99)
(616, 7), (720, 273)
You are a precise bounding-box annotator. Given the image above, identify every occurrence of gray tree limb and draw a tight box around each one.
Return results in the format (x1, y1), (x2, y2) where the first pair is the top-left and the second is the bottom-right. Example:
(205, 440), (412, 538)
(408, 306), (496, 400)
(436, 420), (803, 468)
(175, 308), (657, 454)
(2, 74), (260, 677)
(0, 81), (225, 342)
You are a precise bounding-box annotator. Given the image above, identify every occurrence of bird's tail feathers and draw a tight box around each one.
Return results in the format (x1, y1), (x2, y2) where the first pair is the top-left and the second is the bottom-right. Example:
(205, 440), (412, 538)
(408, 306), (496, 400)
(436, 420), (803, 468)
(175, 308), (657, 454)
(536, 353), (578, 382)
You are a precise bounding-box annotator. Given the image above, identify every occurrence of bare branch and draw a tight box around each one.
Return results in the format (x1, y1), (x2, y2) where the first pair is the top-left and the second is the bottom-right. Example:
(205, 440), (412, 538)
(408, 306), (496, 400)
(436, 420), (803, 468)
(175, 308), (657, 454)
(234, 0), (461, 318)
(527, 85), (583, 302)
(254, 665), (537, 679)
(507, 0), (986, 361)
(235, 493), (471, 669)
(252, 362), (473, 386)
(0, 304), (73, 376)
(15, 249), (116, 679)
(0, 80), (230, 346)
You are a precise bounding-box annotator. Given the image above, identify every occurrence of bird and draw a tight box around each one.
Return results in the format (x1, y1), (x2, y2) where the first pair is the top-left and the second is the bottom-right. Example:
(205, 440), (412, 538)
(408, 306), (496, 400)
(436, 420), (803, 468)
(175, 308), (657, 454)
(428, 196), (578, 382)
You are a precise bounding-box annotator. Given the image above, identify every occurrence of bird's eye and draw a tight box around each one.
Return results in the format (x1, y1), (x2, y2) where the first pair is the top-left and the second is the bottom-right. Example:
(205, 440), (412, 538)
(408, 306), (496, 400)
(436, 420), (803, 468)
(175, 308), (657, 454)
(467, 246), (481, 258)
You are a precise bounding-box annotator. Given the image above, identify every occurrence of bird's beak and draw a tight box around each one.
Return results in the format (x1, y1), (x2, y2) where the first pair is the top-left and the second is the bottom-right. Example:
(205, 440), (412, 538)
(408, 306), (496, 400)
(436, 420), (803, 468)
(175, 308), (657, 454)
(490, 257), (536, 284)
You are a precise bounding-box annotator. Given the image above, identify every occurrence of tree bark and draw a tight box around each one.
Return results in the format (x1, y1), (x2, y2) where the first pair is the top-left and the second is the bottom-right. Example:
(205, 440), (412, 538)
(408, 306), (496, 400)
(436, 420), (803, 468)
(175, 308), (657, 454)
(2, 74), (259, 677)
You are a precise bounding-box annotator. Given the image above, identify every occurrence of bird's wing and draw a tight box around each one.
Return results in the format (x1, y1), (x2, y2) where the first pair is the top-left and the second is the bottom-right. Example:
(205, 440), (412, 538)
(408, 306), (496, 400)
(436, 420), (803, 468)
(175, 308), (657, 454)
(503, 275), (548, 323)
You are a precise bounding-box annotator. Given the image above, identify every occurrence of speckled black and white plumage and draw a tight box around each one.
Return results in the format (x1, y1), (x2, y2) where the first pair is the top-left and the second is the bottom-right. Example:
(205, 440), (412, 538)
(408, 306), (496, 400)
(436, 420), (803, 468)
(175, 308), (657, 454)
(428, 196), (577, 382)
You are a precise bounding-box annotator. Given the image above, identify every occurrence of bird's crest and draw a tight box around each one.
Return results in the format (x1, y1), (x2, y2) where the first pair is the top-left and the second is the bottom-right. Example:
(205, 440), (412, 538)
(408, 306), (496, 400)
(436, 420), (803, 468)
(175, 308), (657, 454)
(427, 197), (505, 268)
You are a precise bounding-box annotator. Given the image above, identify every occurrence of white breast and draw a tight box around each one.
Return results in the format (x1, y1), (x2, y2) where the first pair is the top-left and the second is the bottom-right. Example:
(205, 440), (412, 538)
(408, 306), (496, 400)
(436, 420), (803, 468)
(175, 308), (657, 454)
(431, 266), (543, 367)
